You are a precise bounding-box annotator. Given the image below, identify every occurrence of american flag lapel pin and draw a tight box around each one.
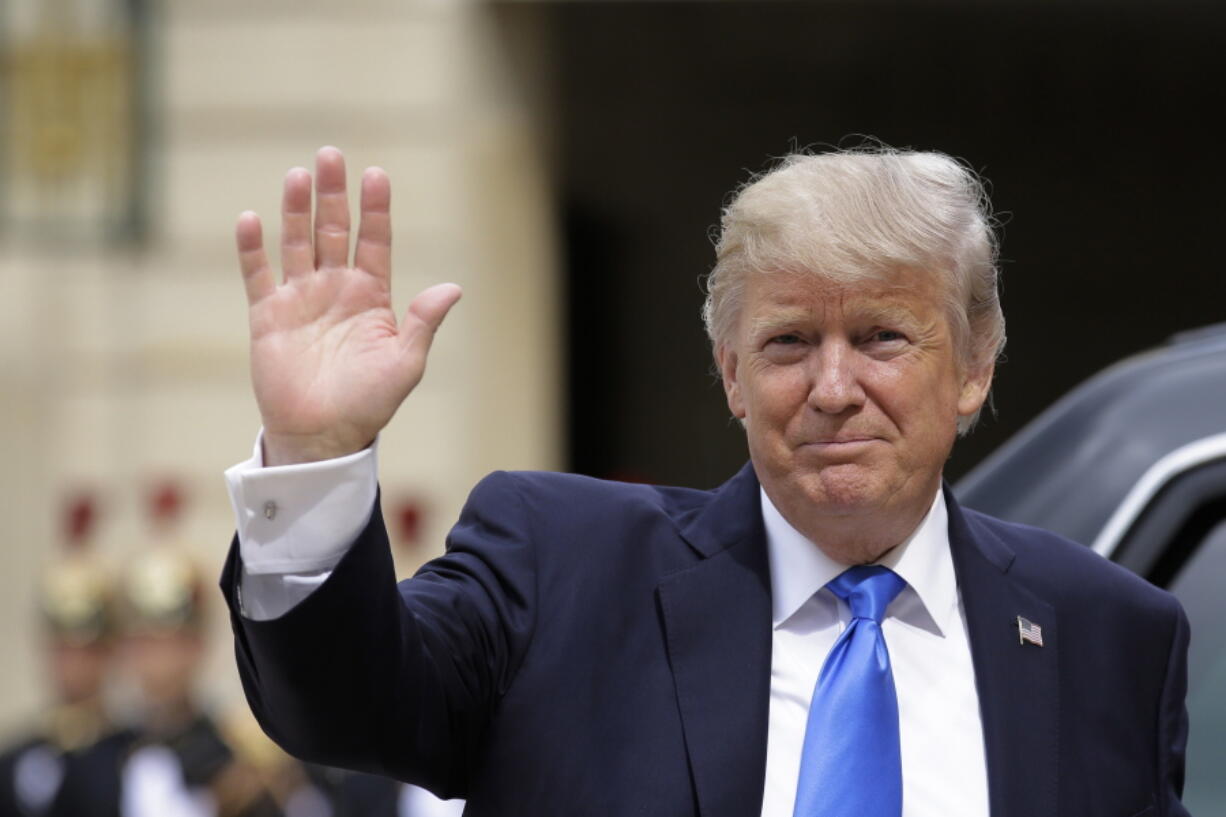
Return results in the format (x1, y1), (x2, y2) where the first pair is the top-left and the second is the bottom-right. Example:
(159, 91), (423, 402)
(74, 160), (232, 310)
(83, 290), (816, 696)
(1017, 615), (1044, 647)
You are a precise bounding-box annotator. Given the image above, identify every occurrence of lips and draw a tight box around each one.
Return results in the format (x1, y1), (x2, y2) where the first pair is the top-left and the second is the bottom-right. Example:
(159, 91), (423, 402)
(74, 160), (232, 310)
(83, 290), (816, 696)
(802, 436), (881, 446)
(793, 437), (885, 459)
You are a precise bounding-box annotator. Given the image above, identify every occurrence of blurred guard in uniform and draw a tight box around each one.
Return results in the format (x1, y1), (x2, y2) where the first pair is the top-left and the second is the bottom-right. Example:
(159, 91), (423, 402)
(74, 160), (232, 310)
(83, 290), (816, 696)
(224, 700), (461, 817)
(0, 553), (133, 817)
(118, 547), (282, 817)
(120, 547), (451, 817)
(221, 704), (408, 817)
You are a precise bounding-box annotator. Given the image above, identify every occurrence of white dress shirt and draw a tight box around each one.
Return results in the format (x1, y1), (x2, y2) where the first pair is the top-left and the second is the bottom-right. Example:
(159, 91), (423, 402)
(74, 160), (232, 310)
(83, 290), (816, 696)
(226, 437), (989, 816)
(760, 487), (989, 817)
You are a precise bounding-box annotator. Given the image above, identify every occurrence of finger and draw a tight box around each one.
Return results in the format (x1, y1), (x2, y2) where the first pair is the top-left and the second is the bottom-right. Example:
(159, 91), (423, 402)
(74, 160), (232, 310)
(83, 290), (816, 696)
(313, 146), (351, 269)
(353, 167), (392, 282)
(400, 283), (463, 356)
(281, 167), (313, 280)
(236, 211), (275, 304)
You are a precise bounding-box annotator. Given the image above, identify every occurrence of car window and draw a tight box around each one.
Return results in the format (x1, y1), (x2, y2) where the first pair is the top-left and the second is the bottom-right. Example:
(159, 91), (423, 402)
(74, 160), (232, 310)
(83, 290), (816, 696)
(1167, 515), (1226, 813)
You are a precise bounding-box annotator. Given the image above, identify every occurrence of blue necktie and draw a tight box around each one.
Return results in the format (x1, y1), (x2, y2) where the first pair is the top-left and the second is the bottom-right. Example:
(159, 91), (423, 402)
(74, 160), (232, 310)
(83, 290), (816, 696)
(793, 565), (907, 817)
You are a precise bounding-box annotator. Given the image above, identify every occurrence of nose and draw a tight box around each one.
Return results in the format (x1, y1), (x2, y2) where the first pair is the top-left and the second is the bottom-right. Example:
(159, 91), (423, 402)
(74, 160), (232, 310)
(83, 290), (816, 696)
(807, 340), (867, 415)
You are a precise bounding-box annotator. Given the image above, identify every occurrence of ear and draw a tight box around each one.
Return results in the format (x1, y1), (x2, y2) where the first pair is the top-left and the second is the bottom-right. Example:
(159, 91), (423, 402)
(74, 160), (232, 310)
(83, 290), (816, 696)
(716, 342), (746, 420)
(956, 357), (995, 419)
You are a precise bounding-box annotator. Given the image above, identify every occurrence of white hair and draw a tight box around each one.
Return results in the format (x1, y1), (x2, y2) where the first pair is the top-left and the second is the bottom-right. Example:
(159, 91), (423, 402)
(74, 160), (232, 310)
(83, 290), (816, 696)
(702, 147), (1006, 433)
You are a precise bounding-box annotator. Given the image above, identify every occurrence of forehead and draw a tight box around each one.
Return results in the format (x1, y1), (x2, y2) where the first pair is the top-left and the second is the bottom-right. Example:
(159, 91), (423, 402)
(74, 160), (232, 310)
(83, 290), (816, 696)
(740, 268), (947, 325)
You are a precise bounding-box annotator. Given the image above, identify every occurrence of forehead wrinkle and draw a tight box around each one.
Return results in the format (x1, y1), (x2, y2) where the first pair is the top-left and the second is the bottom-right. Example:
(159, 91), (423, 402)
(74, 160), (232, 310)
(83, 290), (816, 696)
(736, 268), (947, 346)
(854, 300), (928, 329)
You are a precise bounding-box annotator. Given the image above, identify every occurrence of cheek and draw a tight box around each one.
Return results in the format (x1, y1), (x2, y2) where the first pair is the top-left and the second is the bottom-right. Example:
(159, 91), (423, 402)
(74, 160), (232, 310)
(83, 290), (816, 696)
(865, 366), (962, 442)
(893, 391), (962, 464)
(743, 368), (809, 419)
(858, 367), (914, 422)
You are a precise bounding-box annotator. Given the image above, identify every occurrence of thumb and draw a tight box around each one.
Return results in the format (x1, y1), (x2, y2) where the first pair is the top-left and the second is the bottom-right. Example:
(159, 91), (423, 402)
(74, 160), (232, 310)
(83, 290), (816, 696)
(401, 283), (463, 350)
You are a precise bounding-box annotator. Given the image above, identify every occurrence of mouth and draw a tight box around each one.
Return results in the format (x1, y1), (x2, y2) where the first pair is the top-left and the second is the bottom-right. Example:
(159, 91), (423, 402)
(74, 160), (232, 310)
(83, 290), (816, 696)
(797, 437), (883, 455)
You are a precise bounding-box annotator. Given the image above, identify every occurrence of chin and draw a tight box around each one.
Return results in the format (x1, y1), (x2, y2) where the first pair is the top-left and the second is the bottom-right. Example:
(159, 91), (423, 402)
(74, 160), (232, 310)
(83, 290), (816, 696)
(793, 465), (891, 515)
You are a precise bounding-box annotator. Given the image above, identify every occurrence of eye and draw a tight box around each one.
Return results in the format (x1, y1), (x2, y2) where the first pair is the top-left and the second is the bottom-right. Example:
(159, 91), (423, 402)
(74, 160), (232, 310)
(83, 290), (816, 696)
(867, 329), (906, 344)
(761, 333), (809, 363)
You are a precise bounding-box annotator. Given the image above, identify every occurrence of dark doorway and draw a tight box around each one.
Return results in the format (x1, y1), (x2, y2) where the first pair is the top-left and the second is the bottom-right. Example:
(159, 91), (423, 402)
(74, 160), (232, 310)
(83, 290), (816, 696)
(527, 1), (1226, 487)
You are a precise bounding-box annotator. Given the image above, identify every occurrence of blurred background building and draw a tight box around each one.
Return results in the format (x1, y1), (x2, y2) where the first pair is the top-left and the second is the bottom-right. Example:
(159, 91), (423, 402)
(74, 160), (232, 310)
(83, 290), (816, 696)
(0, 0), (561, 729)
(2, 0), (1223, 746)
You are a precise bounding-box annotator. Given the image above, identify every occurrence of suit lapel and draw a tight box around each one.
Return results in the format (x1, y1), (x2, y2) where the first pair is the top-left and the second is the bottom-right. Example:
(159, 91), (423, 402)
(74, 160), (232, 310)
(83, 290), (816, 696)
(658, 464), (773, 817)
(947, 490), (1059, 817)
(656, 473), (1060, 817)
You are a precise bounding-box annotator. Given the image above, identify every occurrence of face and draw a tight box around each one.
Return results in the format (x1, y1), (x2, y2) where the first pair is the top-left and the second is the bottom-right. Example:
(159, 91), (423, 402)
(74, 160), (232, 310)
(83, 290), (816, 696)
(717, 269), (992, 563)
(123, 631), (203, 709)
(48, 641), (111, 704)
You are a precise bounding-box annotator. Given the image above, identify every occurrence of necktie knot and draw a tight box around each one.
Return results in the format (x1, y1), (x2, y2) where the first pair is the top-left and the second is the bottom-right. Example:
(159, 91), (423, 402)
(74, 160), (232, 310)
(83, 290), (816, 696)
(826, 565), (906, 624)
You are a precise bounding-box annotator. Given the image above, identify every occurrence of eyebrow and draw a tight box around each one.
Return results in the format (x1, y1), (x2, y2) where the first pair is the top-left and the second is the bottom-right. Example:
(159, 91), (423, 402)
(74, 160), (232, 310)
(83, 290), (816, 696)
(747, 303), (923, 338)
(748, 310), (812, 338)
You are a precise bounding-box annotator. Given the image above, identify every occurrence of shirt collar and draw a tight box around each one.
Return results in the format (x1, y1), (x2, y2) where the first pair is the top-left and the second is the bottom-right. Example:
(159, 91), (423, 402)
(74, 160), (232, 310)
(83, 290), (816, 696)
(763, 486), (958, 636)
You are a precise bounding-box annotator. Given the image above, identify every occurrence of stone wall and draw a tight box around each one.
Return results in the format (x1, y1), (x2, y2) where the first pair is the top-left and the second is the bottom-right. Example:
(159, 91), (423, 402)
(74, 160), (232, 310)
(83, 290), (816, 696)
(0, 0), (560, 728)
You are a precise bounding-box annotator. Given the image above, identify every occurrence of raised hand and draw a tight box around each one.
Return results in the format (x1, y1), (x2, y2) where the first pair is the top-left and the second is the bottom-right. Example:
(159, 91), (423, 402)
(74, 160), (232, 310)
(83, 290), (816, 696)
(236, 147), (462, 466)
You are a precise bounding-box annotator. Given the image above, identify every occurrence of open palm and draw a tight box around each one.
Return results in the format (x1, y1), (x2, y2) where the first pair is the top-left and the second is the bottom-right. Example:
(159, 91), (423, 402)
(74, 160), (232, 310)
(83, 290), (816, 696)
(236, 147), (461, 465)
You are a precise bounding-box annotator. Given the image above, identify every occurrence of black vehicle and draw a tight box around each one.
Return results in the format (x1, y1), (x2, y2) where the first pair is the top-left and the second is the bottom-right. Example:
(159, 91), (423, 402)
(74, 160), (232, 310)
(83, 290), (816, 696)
(957, 323), (1226, 814)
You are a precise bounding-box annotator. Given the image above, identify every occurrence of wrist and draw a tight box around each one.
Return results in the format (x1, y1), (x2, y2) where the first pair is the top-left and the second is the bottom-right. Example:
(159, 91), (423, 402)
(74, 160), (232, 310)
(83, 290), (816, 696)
(261, 431), (371, 466)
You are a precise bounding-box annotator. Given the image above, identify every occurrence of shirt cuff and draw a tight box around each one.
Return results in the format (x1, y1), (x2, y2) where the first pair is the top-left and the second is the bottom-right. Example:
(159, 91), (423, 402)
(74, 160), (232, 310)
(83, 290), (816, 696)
(224, 431), (378, 575)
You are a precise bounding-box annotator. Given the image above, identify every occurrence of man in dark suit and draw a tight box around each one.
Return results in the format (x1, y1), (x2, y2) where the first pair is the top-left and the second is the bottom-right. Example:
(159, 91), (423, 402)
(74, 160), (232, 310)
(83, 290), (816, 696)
(222, 146), (1189, 816)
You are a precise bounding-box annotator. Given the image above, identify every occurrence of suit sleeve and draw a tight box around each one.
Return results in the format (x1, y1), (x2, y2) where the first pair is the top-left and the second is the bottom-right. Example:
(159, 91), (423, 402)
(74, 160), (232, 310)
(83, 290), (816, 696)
(220, 472), (537, 799)
(1157, 600), (1192, 817)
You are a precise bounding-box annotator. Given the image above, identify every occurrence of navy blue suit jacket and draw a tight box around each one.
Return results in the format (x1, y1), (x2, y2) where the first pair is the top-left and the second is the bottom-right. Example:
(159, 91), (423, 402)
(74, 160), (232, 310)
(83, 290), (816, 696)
(222, 463), (1189, 817)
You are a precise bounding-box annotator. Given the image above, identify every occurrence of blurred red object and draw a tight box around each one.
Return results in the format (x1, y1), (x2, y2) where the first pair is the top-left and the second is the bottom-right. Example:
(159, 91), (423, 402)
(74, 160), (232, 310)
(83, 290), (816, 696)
(63, 492), (97, 551)
(393, 498), (425, 550)
(148, 480), (183, 526)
